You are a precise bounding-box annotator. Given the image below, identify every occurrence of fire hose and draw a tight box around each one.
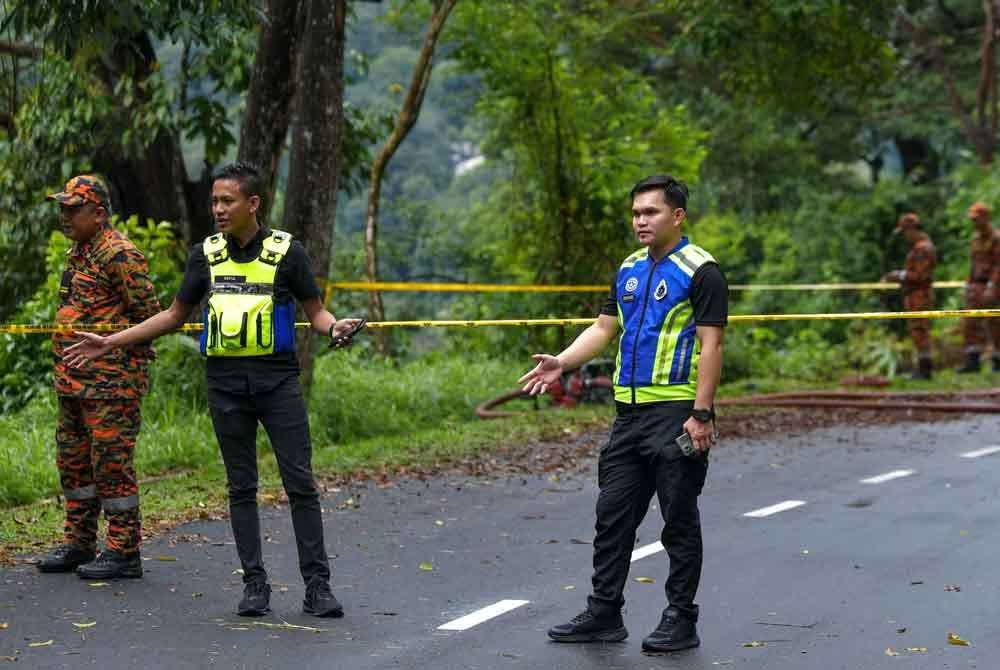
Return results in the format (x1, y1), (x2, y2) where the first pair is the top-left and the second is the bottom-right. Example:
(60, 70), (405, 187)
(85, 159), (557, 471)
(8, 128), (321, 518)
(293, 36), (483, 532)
(477, 383), (1000, 419)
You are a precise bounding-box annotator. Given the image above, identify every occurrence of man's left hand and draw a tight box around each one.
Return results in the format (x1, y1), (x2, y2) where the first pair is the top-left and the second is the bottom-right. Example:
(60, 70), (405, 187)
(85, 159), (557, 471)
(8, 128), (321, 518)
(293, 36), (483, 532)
(682, 416), (715, 453)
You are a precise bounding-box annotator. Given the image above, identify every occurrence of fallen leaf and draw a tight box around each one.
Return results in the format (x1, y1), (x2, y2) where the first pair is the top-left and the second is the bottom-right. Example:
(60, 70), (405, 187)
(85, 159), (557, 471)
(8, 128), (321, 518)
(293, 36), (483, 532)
(947, 632), (970, 646)
(191, 593), (203, 599)
(154, 555), (177, 562)
(88, 582), (109, 588)
(278, 587), (289, 593)
(634, 577), (655, 584)
(742, 641), (766, 648)
(896, 627), (907, 634)
(885, 647), (899, 657)
(435, 520), (444, 527)
(563, 585), (575, 590)
(0, 623), (6, 630)
(72, 622), (96, 629)
(801, 549), (810, 555)
(28, 640), (53, 648)
(232, 569), (244, 576)
(906, 647), (928, 653)
(944, 585), (961, 592)
(418, 561), (433, 571)
(569, 538), (591, 545)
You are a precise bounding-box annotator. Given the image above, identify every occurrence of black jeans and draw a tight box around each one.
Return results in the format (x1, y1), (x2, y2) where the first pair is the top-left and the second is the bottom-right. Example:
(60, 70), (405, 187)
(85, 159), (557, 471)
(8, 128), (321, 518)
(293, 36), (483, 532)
(208, 375), (330, 586)
(587, 401), (708, 621)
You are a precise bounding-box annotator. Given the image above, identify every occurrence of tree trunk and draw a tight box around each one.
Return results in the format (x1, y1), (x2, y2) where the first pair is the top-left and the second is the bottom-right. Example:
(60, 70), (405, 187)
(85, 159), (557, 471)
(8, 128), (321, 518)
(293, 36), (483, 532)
(90, 32), (211, 242)
(238, 0), (304, 225)
(283, 0), (346, 392)
(363, 0), (459, 356)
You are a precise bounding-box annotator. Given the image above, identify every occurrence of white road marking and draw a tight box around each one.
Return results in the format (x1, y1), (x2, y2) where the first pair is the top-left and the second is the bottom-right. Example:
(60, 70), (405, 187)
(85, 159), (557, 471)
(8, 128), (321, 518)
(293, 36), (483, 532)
(743, 500), (807, 518)
(631, 541), (664, 562)
(438, 599), (530, 631)
(960, 445), (1000, 459)
(860, 469), (915, 484)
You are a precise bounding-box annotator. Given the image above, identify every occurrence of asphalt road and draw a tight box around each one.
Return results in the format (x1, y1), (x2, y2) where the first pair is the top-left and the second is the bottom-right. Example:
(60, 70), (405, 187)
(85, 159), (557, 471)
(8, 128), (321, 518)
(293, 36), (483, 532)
(2, 415), (999, 669)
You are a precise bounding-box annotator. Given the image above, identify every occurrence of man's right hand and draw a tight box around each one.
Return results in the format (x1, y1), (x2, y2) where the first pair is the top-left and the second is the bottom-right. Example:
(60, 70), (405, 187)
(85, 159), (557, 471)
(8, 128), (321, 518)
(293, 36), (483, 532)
(518, 354), (563, 396)
(63, 332), (114, 368)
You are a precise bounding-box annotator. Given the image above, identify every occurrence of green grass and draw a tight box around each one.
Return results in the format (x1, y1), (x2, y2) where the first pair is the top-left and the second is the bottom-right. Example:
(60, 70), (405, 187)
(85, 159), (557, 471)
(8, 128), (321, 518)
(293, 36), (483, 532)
(2, 338), (995, 561)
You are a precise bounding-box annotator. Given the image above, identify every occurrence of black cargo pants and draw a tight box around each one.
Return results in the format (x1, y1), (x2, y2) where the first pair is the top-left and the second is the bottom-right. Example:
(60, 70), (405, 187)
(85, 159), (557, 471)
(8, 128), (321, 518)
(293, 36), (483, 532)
(587, 400), (708, 621)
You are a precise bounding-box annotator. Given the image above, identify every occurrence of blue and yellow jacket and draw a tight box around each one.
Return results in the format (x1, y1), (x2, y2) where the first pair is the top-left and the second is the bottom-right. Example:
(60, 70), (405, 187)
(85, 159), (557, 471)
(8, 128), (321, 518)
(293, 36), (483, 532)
(613, 237), (717, 404)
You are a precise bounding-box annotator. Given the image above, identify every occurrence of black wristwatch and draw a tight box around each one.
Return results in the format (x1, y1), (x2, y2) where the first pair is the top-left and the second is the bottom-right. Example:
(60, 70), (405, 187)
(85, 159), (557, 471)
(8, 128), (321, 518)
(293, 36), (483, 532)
(690, 408), (715, 423)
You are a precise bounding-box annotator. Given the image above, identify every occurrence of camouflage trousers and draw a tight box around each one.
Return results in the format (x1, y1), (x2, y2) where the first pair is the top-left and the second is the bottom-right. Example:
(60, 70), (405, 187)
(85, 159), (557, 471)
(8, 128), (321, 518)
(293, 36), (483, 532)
(56, 397), (142, 554)
(904, 288), (934, 355)
(961, 283), (999, 353)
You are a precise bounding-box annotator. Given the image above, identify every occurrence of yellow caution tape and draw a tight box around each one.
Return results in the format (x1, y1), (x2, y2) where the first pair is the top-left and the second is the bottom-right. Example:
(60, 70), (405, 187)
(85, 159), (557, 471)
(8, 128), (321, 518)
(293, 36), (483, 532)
(319, 279), (967, 293)
(2, 309), (997, 334)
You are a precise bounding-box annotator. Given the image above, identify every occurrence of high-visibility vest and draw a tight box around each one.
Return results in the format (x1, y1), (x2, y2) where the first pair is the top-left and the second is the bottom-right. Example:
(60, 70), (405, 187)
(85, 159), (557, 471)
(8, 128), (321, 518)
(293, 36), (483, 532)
(200, 230), (297, 357)
(613, 237), (717, 403)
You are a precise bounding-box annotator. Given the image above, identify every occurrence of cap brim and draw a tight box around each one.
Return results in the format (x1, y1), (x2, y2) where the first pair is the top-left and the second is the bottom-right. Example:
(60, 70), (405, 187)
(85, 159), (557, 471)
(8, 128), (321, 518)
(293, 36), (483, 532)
(47, 192), (87, 205)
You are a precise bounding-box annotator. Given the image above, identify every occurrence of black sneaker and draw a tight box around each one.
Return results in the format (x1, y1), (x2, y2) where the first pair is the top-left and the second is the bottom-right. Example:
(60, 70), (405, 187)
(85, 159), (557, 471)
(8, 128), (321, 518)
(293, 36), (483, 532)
(642, 609), (699, 653)
(75, 550), (142, 579)
(237, 579), (271, 617)
(37, 544), (96, 573)
(547, 609), (628, 642)
(302, 578), (344, 618)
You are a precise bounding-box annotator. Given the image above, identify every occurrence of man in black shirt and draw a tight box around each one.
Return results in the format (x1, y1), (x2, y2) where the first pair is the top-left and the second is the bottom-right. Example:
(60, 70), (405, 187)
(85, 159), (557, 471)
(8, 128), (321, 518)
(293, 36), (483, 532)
(64, 163), (363, 618)
(520, 175), (727, 652)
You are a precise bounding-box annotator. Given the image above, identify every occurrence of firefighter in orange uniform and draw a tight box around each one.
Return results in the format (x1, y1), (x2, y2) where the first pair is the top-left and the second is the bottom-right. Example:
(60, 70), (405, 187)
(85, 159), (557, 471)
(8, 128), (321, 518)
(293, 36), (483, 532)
(883, 212), (936, 379)
(957, 201), (999, 373)
(36, 175), (161, 579)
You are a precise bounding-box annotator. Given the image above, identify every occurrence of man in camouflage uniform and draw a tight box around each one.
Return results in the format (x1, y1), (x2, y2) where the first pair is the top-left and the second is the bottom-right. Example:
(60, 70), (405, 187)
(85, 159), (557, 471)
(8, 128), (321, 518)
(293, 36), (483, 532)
(957, 201), (999, 373)
(36, 175), (161, 579)
(883, 212), (936, 379)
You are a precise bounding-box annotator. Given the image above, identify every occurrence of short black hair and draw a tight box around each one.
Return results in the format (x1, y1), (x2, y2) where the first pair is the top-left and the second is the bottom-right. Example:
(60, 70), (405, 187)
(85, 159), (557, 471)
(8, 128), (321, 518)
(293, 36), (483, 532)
(630, 175), (689, 211)
(213, 162), (264, 203)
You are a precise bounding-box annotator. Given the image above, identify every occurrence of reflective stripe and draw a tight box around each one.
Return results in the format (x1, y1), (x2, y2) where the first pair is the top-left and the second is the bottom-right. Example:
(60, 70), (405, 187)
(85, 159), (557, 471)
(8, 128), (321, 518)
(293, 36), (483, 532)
(613, 383), (696, 403)
(651, 302), (691, 383)
(102, 494), (139, 512)
(64, 484), (97, 501)
(671, 248), (701, 276)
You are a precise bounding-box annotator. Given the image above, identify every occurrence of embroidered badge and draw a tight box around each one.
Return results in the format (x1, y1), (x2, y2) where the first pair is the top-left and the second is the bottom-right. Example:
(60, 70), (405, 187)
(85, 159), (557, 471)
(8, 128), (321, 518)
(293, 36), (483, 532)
(625, 277), (639, 293)
(654, 278), (668, 301)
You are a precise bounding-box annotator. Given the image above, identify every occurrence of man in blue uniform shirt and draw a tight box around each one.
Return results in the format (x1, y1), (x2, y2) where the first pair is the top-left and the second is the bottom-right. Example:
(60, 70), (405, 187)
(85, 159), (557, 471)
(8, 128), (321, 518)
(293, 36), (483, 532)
(519, 175), (727, 653)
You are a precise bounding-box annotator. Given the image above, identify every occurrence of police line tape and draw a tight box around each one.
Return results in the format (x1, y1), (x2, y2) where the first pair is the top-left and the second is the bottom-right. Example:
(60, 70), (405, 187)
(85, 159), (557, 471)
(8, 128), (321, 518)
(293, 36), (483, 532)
(1, 309), (998, 335)
(319, 280), (968, 293)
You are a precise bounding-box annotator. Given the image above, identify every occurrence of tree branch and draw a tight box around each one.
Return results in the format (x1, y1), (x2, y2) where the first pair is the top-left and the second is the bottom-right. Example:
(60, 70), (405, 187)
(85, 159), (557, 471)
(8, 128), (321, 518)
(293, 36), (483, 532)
(0, 40), (42, 59)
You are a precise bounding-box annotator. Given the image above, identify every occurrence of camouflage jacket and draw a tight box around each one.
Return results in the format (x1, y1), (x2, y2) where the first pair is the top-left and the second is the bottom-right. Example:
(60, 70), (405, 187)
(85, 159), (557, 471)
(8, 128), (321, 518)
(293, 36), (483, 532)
(968, 227), (999, 284)
(52, 223), (161, 398)
(902, 233), (936, 291)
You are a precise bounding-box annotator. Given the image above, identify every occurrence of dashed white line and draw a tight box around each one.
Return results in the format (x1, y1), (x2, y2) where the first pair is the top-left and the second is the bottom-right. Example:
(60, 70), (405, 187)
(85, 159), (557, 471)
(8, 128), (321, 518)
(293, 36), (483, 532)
(961, 445), (1000, 459)
(860, 469), (915, 484)
(438, 599), (530, 631)
(743, 500), (807, 518)
(631, 541), (664, 562)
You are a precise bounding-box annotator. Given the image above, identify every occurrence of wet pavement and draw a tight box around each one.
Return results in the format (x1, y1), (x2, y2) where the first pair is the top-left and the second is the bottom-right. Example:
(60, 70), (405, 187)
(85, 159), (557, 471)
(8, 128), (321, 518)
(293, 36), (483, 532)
(2, 415), (998, 669)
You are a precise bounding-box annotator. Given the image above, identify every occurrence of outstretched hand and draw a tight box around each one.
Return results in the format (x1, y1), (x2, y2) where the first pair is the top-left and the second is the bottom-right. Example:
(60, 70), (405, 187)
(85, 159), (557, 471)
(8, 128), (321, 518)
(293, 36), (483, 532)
(517, 354), (563, 396)
(62, 332), (113, 369)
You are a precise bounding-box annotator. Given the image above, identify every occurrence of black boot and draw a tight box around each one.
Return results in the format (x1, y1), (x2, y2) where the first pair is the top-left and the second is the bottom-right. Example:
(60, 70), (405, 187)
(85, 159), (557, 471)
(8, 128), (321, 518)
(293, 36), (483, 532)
(910, 357), (932, 380)
(37, 544), (95, 573)
(302, 577), (344, 618)
(237, 579), (271, 617)
(957, 352), (981, 374)
(547, 608), (628, 643)
(76, 550), (142, 579)
(642, 608), (700, 653)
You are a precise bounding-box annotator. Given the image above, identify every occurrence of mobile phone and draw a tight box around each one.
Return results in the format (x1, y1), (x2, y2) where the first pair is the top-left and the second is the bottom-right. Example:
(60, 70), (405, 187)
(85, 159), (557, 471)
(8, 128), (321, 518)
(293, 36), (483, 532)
(329, 318), (367, 348)
(675, 432), (696, 457)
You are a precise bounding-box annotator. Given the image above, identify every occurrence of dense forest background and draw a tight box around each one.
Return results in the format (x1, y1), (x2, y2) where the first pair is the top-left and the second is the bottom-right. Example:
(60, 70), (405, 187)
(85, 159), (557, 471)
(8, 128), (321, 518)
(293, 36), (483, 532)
(2, 0), (1000, 413)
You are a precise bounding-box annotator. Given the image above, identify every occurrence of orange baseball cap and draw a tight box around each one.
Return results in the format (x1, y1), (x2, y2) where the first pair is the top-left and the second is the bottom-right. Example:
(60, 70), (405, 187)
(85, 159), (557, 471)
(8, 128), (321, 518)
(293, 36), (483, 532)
(46, 175), (110, 207)
(967, 201), (990, 220)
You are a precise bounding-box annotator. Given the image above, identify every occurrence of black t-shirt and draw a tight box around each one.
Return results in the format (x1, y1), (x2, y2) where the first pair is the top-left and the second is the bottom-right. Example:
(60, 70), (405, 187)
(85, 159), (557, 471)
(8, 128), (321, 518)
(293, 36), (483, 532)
(176, 227), (322, 392)
(600, 262), (728, 326)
